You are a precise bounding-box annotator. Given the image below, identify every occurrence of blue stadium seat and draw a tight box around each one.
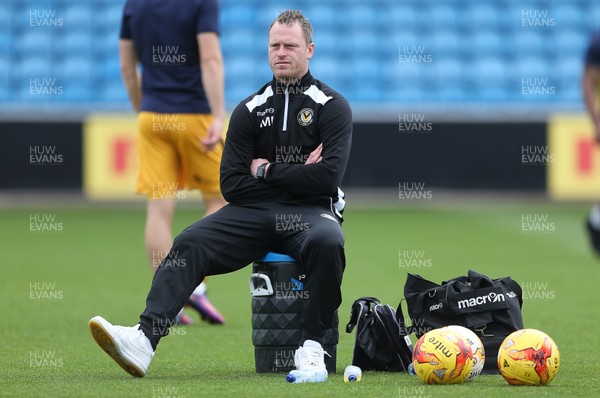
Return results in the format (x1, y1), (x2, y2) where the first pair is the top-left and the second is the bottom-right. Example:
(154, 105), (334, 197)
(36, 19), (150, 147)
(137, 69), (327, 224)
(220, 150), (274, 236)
(0, 58), (9, 100)
(474, 57), (507, 89)
(221, 28), (255, 57)
(393, 60), (421, 83)
(97, 4), (124, 34)
(430, 30), (461, 58)
(552, 5), (583, 30)
(514, 31), (546, 58)
(62, 31), (93, 57)
(433, 57), (463, 85)
(436, 86), (467, 102)
(62, 85), (91, 102)
(15, 2), (58, 33)
(61, 57), (93, 89)
(471, 31), (504, 57)
(556, 56), (582, 97)
(308, 5), (343, 31)
(312, 31), (337, 54)
(62, 5), (92, 29)
(311, 56), (347, 89)
(386, 61), (425, 103)
(589, 7), (600, 32)
(430, 5), (459, 30)
(394, 30), (426, 64)
(349, 30), (378, 56)
(13, 56), (52, 82)
(348, 55), (381, 103)
(0, 32), (9, 57)
(396, 85), (425, 103)
(11, 56), (54, 102)
(514, 57), (549, 80)
(555, 29), (589, 58)
(348, 6), (377, 32)
(99, 82), (127, 103)
(0, 5), (10, 30)
(389, 5), (419, 30)
(224, 54), (269, 104)
(465, 4), (503, 32)
(222, 5), (256, 28)
(13, 31), (53, 57)
(346, 83), (381, 104)
(251, 4), (280, 31)
(100, 58), (121, 85)
(560, 87), (581, 103)
(509, 4), (533, 32)
(0, 0), (592, 107)
(477, 87), (510, 102)
(224, 56), (247, 80)
(95, 31), (119, 57)
(351, 56), (379, 82)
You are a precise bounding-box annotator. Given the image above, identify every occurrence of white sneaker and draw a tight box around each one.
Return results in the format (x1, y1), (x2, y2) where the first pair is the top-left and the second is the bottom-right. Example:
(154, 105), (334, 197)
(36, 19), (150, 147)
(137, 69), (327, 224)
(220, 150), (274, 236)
(89, 316), (154, 377)
(292, 340), (328, 382)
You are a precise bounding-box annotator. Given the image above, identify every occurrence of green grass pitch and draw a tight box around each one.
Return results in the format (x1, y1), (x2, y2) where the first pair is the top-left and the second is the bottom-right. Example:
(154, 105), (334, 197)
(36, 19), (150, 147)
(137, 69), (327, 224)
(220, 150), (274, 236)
(1, 202), (599, 397)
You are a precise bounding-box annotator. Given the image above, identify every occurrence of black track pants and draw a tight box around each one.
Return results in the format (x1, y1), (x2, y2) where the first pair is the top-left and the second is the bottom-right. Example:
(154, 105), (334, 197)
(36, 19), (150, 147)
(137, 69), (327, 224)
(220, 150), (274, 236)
(139, 202), (345, 349)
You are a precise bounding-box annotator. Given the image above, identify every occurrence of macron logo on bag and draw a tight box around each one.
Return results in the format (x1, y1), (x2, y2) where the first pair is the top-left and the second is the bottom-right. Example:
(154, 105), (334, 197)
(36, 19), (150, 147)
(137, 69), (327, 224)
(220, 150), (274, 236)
(457, 291), (509, 310)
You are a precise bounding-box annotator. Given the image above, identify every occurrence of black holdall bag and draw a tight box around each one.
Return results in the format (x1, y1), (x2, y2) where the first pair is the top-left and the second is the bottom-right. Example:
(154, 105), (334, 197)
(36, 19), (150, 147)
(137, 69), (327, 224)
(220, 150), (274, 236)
(403, 270), (524, 373)
(345, 297), (413, 371)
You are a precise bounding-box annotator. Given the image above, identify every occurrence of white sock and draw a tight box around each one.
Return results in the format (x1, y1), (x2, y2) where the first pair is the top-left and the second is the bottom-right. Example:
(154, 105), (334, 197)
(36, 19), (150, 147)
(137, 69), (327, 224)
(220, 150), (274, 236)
(590, 205), (600, 229)
(193, 282), (207, 296)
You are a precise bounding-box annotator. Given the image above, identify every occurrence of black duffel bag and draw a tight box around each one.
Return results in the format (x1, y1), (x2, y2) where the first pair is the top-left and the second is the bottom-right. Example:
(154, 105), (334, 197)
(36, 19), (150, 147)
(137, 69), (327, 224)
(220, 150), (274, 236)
(404, 270), (524, 373)
(345, 297), (413, 371)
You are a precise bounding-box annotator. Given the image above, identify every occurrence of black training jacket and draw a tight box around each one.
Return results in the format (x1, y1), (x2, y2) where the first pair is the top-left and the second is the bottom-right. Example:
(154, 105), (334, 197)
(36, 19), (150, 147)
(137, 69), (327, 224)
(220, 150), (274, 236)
(220, 71), (352, 217)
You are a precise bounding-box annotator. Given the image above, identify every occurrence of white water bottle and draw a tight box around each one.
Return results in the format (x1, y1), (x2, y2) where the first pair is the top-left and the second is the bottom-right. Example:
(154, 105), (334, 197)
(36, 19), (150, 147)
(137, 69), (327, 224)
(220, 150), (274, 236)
(343, 365), (362, 382)
(286, 369), (328, 383)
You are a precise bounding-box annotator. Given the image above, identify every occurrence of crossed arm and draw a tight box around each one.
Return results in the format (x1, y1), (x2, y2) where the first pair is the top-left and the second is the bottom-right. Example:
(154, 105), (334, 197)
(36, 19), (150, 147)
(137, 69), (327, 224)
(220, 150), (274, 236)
(220, 98), (352, 203)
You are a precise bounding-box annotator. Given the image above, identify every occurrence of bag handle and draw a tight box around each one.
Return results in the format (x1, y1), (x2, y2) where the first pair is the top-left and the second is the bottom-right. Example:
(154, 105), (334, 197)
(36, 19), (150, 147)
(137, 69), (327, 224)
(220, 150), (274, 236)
(356, 296), (380, 306)
(345, 296), (380, 333)
(395, 298), (410, 332)
(496, 277), (523, 307)
(411, 279), (459, 319)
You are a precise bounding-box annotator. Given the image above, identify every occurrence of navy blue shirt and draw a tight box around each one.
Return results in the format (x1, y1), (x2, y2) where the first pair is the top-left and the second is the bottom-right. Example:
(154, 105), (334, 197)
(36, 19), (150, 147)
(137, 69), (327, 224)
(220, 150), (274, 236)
(585, 31), (600, 67)
(120, 0), (220, 113)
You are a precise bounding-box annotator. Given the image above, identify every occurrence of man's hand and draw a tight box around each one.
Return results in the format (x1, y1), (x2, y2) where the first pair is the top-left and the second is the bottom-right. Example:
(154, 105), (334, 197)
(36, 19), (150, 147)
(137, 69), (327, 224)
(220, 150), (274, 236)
(305, 143), (323, 165)
(250, 158), (270, 178)
(250, 143), (322, 178)
(200, 117), (225, 152)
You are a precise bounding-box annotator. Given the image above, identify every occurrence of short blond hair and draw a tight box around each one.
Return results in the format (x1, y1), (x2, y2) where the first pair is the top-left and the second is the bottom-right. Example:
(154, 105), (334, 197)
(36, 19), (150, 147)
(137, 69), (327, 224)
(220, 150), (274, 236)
(269, 10), (313, 45)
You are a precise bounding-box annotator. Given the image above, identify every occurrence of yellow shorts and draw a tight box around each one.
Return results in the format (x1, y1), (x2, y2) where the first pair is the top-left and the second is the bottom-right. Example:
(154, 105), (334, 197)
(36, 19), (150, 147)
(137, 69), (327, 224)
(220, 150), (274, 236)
(136, 112), (224, 200)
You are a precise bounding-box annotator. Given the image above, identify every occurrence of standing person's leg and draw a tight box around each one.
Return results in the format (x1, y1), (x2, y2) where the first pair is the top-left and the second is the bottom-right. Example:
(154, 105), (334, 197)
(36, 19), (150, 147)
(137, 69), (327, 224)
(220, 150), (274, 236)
(136, 112), (181, 273)
(277, 206), (346, 345)
(145, 199), (177, 272)
(203, 196), (227, 216)
(586, 203), (600, 254)
(181, 113), (228, 322)
(136, 112), (197, 324)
